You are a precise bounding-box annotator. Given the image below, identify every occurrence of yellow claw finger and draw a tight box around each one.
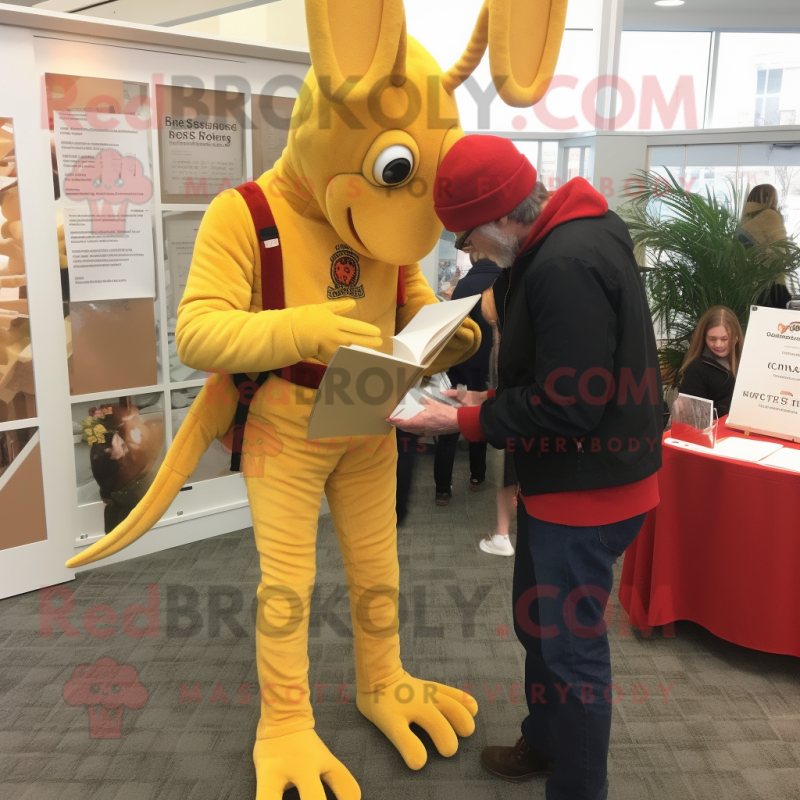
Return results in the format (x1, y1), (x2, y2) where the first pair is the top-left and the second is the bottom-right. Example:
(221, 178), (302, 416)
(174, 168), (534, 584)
(430, 681), (480, 716)
(322, 762), (362, 800)
(412, 707), (459, 758)
(433, 692), (477, 738)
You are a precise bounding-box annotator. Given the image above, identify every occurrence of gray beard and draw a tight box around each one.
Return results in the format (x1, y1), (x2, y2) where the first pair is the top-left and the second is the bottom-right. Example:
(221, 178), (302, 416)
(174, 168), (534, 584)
(474, 224), (521, 268)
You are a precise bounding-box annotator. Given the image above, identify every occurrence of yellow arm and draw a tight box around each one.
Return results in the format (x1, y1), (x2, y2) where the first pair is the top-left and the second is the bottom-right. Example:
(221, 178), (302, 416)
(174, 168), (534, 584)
(175, 188), (306, 375)
(397, 261), (481, 376)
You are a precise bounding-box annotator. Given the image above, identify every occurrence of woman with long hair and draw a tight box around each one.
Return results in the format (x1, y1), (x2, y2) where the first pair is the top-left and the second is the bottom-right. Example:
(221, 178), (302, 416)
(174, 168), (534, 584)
(678, 306), (744, 418)
(739, 183), (793, 308)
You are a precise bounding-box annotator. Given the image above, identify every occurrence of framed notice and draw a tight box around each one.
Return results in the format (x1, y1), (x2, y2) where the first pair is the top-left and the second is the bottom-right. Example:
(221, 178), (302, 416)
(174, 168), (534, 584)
(252, 93), (295, 177)
(727, 306), (800, 442)
(157, 85), (247, 204)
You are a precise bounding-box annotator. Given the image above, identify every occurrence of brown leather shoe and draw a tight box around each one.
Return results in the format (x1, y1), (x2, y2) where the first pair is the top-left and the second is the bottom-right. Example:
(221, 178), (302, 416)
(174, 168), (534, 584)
(480, 737), (555, 782)
(435, 490), (452, 506)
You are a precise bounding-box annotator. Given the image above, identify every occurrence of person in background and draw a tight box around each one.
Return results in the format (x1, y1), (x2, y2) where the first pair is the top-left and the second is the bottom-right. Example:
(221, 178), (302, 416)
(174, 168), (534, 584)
(478, 281), (518, 556)
(738, 183), (793, 308)
(396, 430), (424, 526)
(678, 305), (743, 419)
(433, 249), (501, 505)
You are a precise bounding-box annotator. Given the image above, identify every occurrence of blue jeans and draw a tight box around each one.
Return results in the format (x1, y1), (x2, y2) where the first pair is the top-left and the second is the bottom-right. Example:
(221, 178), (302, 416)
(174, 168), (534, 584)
(513, 504), (646, 800)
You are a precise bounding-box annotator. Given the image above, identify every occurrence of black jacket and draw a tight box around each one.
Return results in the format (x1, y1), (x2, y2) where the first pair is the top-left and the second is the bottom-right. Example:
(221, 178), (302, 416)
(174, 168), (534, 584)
(479, 212), (663, 496)
(448, 259), (502, 390)
(678, 348), (735, 418)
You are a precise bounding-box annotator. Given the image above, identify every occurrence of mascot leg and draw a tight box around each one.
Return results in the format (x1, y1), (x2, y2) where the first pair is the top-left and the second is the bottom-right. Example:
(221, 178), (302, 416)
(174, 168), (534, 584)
(244, 417), (360, 800)
(324, 432), (479, 771)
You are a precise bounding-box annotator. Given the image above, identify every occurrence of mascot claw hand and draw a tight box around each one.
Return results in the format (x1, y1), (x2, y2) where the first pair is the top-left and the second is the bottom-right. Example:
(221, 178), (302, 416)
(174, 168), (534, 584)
(291, 298), (383, 364)
(65, 0), (568, 797)
(357, 674), (478, 770)
(254, 731), (361, 800)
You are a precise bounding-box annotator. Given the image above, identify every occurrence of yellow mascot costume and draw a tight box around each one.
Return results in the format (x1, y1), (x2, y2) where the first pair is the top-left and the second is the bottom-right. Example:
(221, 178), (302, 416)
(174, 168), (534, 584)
(67, 1), (568, 797)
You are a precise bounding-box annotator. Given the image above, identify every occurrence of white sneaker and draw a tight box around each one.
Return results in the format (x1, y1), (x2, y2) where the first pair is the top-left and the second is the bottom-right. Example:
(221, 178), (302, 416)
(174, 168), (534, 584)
(479, 534), (515, 557)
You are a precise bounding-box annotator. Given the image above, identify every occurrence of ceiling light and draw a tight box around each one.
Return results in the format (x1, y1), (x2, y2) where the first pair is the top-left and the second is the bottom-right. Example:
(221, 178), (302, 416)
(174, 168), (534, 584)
(655, 1), (685, 6)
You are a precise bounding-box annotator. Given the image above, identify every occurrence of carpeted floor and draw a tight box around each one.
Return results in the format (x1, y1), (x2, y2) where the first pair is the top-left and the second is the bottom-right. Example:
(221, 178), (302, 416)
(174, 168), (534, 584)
(1, 447), (800, 799)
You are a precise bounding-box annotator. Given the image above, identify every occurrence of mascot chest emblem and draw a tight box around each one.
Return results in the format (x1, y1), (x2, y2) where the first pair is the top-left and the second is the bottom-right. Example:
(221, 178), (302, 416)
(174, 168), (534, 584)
(327, 244), (365, 300)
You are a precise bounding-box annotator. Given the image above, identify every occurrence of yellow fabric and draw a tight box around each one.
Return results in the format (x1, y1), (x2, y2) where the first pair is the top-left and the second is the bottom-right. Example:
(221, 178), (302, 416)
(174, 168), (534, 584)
(442, 0), (567, 106)
(67, 2), (568, 796)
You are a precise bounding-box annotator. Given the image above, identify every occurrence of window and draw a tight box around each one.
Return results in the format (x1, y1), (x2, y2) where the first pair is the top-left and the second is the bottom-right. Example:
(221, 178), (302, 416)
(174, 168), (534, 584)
(511, 140), (562, 192)
(618, 31), (711, 132)
(648, 142), (800, 238)
(562, 146), (592, 182)
(714, 33), (800, 129)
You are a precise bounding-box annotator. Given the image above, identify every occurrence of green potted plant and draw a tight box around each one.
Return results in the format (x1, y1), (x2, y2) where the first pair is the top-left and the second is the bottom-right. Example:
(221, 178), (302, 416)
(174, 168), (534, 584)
(620, 169), (800, 385)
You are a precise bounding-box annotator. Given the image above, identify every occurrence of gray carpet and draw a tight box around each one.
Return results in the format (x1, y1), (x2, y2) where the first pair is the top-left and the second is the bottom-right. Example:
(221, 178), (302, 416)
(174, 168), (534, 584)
(1, 448), (800, 800)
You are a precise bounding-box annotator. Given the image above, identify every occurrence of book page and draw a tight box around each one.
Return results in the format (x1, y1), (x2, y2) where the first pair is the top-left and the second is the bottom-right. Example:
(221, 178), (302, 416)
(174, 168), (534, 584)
(392, 295), (480, 365)
(307, 348), (424, 439)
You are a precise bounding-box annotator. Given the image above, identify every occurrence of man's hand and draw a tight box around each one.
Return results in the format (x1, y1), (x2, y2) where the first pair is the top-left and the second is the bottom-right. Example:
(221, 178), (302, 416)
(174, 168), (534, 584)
(389, 398), (461, 437)
(441, 389), (489, 407)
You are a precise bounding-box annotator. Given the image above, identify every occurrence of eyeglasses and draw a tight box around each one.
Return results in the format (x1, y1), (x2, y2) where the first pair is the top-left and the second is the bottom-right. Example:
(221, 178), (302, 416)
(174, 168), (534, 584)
(455, 228), (475, 251)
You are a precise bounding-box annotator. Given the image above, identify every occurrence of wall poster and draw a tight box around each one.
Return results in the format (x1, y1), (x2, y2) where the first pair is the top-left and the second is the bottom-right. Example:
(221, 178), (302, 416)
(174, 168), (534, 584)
(0, 117), (46, 552)
(157, 84), (247, 204)
(0, 118), (36, 421)
(45, 74), (159, 396)
(72, 393), (165, 533)
(163, 211), (204, 381)
(252, 93), (295, 178)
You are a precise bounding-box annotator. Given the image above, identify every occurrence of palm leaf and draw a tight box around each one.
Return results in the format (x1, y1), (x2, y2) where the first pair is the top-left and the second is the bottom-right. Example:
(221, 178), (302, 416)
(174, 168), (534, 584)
(620, 170), (800, 384)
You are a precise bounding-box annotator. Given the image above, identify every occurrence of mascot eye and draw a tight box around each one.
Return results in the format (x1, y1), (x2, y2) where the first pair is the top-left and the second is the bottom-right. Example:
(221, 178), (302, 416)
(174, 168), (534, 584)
(112, 684), (121, 693)
(373, 145), (415, 186)
(90, 684), (100, 694)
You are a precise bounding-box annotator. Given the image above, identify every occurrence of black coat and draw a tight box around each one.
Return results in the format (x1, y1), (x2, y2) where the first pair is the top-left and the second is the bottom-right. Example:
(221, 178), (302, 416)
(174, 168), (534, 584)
(678, 350), (735, 418)
(478, 212), (663, 496)
(447, 259), (502, 390)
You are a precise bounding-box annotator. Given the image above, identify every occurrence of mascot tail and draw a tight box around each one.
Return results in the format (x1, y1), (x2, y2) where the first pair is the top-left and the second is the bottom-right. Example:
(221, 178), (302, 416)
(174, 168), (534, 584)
(66, 374), (239, 568)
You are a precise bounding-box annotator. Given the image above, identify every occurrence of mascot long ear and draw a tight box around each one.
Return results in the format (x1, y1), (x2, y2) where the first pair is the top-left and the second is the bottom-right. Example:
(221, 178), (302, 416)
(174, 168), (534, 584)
(442, 0), (568, 108)
(305, 0), (408, 100)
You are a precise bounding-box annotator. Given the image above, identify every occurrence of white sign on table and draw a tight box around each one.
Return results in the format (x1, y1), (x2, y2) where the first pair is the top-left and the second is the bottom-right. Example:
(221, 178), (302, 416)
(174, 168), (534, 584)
(727, 306), (800, 442)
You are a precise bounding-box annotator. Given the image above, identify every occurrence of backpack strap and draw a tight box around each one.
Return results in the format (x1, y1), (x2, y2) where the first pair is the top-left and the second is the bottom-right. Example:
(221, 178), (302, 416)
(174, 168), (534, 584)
(226, 181), (284, 472)
(397, 265), (407, 307)
(236, 181), (285, 311)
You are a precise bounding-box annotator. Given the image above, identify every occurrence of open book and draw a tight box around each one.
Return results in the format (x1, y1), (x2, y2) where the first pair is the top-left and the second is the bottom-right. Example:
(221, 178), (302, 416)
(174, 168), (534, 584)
(307, 295), (480, 439)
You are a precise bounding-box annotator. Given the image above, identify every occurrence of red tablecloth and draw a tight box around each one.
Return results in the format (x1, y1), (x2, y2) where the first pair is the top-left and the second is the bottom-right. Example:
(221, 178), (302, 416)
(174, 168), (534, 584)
(619, 418), (800, 657)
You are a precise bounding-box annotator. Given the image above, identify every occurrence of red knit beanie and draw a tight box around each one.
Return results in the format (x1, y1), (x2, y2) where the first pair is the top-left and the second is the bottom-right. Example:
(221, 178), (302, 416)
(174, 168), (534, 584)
(434, 135), (538, 232)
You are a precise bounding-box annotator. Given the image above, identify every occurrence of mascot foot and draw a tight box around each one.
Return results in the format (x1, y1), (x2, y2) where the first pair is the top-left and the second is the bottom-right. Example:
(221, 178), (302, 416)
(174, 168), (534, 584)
(356, 672), (479, 770)
(254, 730), (361, 800)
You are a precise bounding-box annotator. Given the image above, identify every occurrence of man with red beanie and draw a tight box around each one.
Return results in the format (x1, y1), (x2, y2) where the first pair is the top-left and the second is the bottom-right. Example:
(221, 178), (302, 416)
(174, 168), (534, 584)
(390, 135), (662, 800)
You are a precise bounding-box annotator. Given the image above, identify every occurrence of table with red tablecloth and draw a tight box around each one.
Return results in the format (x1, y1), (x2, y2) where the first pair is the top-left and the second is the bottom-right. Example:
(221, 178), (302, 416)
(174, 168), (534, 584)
(619, 417), (800, 657)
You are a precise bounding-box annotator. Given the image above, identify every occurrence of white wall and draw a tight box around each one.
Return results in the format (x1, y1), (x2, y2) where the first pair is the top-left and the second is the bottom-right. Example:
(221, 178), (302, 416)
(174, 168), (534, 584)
(592, 133), (649, 211)
(178, 0), (308, 48)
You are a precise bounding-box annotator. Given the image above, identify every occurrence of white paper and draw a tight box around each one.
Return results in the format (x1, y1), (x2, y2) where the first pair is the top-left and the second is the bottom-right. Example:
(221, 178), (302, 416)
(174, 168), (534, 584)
(160, 115), (244, 198)
(760, 447), (800, 473)
(664, 438), (715, 454)
(664, 436), (785, 463)
(727, 306), (800, 441)
(54, 110), (152, 200)
(710, 437), (784, 463)
(391, 388), (427, 420)
(64, 205), (156, 302)
(164, 214), (203, 318)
